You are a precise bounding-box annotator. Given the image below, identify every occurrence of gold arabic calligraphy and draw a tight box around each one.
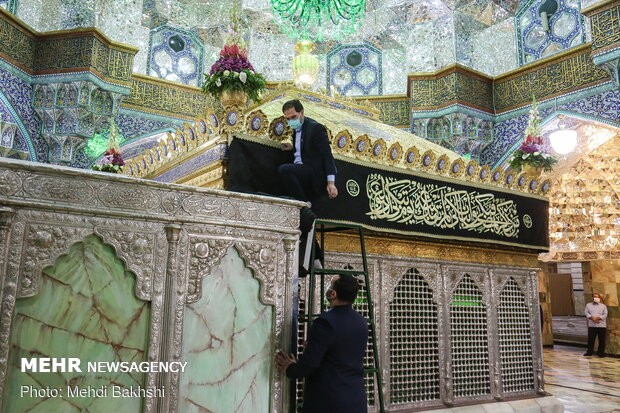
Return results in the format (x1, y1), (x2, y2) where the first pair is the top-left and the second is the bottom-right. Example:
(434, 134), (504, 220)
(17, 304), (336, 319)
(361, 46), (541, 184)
(366, 174), (520, 238)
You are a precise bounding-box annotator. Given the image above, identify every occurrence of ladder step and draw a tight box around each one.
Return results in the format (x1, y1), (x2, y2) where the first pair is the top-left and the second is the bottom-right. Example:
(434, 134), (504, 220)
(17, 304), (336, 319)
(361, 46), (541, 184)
(311, 268), (366, 276)
(314, 220), (362, 229)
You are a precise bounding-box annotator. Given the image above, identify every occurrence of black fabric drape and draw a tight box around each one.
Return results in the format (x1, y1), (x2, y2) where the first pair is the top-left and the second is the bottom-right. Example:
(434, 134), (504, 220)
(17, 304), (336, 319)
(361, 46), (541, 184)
(227, 137), (549, 251)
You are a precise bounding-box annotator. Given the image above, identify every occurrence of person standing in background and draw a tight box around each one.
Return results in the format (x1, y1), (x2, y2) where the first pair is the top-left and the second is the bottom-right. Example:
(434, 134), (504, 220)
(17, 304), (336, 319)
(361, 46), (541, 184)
(584, 293), (607, 358)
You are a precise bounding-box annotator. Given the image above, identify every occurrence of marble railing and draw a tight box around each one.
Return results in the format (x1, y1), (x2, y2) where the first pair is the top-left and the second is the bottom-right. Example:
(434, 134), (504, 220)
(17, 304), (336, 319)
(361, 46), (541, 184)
(0, 158), (303, 413)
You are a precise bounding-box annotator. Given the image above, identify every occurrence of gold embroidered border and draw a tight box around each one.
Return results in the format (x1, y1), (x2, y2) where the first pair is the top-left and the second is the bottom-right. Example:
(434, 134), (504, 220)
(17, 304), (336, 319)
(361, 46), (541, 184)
(323, 232), (540, 267)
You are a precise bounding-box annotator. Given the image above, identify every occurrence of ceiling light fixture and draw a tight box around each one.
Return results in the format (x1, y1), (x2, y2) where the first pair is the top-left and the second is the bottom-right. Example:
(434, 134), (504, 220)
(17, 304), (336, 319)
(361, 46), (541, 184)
(270, 0), (366, 41)
(549, 116), (578, 154)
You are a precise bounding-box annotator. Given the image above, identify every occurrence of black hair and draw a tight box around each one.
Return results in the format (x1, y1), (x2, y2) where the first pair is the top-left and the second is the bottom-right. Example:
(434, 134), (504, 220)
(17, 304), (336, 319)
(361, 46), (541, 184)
(282, 99), (304, 113)
(333, 274), (360, 303)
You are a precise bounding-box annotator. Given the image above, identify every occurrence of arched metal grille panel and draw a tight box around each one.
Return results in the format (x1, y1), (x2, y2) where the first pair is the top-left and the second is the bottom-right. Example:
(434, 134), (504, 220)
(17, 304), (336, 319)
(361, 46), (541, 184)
(389, 268), (440, 404)
(449, 274), (491, 398)
(498, 278), (535, 393)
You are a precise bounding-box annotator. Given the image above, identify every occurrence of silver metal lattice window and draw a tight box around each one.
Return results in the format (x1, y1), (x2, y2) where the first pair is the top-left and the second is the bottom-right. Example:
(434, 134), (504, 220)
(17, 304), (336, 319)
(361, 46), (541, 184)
(498, 278), (535, 393)
(389, 268), (440, 404)
(449, 274), (491, 398)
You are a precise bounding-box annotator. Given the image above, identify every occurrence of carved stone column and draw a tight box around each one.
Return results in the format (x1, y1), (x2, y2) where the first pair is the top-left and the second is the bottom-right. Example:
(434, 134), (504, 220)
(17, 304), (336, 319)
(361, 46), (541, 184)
(529, 270), (546, 395)
(0, 207), (14, 276)
(0, 209), (15, 379)
(278, 237), (298, 413)
(156, 224), (181, 413)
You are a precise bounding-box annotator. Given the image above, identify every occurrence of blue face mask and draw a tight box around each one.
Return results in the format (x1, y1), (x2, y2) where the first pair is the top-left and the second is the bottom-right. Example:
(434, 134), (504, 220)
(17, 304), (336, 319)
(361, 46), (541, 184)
(287, 118), (302, 130)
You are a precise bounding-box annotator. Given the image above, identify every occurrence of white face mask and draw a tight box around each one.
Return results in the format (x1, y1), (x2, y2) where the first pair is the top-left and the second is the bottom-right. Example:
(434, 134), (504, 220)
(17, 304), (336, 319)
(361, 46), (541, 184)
(593, 297), (601, 303)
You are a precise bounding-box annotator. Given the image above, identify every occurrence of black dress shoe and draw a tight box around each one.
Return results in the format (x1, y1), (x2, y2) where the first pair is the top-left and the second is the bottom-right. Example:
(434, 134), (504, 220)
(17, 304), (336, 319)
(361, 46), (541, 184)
(598, 354), (606, 358)
(583, 352), (593, 356)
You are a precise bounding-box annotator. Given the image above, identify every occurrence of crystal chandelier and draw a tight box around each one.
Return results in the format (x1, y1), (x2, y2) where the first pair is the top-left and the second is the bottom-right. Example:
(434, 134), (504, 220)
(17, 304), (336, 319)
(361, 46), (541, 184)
(270, 0), (366, 41)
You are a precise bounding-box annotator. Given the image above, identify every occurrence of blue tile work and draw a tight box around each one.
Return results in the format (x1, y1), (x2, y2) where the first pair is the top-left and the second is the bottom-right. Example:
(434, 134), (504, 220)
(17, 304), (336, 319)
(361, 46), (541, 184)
(0, 99), (27, 152)
(516, 0), (586, 65)
(559, 89), (620, 121)
(120, 132), (171, 161)
(152, 143), (227, 183)
(0, 65), (42, 161)
(327, 43), (383, 96)
(147, 26), (205, 87)
(115, 113), (174, 142)
(480, 89), (620, 167)
(0, 0), (17, 14)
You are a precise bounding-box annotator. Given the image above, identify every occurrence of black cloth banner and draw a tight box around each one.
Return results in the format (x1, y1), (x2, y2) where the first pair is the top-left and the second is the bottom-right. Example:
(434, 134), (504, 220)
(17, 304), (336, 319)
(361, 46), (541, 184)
(228, 137), (549, 251)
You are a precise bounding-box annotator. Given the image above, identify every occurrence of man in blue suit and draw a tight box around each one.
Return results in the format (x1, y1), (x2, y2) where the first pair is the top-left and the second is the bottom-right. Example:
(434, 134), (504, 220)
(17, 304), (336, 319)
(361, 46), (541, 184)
(275, 274), (369, 413)
(278, 99), (338, 206)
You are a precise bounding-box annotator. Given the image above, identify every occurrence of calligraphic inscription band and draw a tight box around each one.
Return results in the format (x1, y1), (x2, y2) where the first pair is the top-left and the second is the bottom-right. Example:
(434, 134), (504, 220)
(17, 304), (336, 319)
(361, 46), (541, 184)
(588, 2), (620, 51)
(366, 174), (519, 238)
(319, 162), (549, 250)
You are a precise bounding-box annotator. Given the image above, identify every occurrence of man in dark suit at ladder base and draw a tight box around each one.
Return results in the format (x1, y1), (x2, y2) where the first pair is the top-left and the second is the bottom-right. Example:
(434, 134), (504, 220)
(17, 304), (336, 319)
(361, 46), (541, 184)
(275, 274), (369, 413)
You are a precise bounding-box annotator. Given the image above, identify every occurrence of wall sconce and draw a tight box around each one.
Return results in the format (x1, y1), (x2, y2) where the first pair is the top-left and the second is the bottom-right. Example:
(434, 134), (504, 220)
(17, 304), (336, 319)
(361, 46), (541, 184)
(292, 41), (319, 88)
(549, 116), (577, 154)
(538, 0), (558, 31)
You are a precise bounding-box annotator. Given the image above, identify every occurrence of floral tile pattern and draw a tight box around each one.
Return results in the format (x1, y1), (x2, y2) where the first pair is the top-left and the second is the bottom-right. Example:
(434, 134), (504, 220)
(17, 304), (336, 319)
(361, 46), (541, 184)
(0, 66), (43, 161)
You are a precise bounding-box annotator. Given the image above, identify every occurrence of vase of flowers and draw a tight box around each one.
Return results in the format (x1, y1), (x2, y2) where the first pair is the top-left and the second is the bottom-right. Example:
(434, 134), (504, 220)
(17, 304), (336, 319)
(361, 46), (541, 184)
(202, 12), (266, 106)
(91, 120), (125, 173)
(508, 99), (557, 176)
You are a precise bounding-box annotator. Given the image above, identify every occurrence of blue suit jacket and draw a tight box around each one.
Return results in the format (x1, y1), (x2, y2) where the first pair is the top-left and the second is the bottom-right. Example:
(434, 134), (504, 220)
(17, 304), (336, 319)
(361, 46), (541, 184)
(297, 116), (337, 196)
(286, 305), (368, 413)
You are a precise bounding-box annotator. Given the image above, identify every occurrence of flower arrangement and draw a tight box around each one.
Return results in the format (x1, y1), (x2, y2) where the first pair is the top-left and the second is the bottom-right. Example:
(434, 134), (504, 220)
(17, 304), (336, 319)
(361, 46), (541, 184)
(91, 120), (125, 174)
(508, 99), (557, 174)
(202, 11), (266, 104)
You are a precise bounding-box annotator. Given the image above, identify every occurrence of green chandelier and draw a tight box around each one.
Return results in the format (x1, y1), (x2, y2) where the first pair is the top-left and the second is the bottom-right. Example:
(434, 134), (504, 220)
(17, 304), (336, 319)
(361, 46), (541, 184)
(270, 0), (366, 41)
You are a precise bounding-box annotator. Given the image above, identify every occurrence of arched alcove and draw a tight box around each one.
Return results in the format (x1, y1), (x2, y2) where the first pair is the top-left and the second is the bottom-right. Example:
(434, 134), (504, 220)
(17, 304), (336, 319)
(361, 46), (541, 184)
(4, 234), (150, 412)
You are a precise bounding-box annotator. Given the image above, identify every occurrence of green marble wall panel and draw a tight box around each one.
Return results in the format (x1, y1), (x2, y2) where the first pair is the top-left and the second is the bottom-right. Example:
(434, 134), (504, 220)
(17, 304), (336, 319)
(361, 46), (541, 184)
(3, 235), (150, 413)
(179, 247), (273, 413)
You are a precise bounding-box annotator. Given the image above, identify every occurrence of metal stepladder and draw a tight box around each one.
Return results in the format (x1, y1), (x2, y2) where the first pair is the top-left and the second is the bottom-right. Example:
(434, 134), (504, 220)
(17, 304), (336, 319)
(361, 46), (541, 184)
(299, 219), (385, 413)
